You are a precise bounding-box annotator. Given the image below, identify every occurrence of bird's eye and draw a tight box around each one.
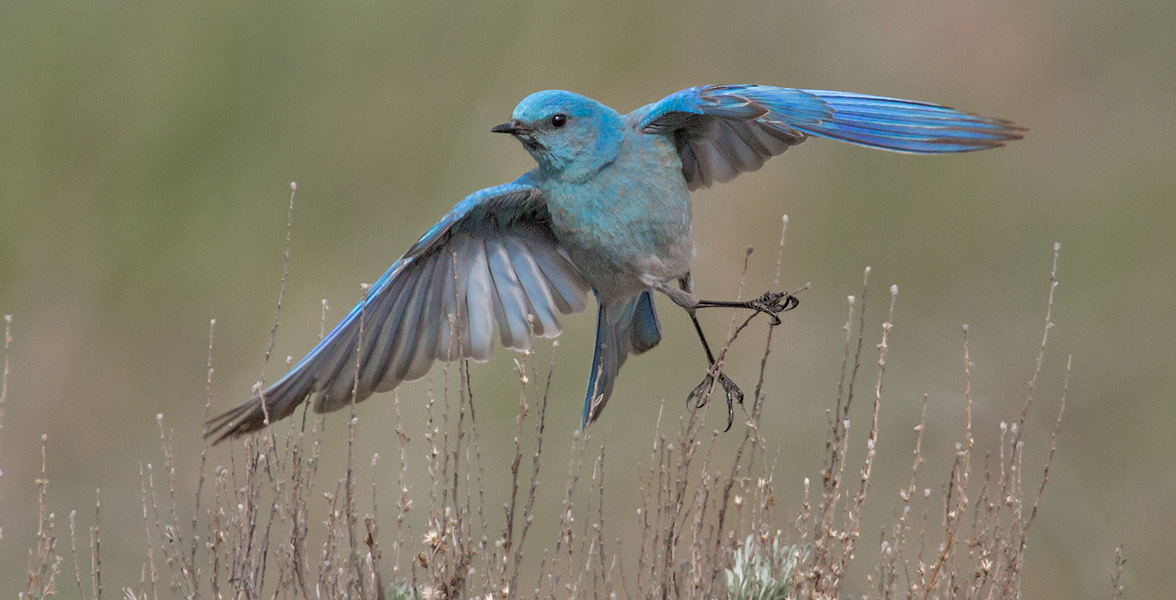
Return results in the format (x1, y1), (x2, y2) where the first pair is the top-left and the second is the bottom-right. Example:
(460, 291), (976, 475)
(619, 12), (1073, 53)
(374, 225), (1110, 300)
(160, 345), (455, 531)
(550, 114), (568, 129)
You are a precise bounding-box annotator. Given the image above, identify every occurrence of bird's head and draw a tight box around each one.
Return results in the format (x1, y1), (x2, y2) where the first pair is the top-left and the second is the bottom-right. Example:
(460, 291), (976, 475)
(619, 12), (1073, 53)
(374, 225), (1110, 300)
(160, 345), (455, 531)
(493, 90), (624, 180)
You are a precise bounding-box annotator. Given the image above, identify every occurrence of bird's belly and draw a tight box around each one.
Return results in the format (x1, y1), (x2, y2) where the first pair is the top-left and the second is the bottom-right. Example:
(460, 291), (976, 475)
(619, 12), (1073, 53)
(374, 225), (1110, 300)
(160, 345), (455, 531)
(548, 181), (693, 302)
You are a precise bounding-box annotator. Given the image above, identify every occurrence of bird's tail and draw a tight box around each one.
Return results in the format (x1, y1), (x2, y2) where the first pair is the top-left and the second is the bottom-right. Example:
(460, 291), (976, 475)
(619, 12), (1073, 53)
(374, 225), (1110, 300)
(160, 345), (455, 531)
(581, 290), (662, 427)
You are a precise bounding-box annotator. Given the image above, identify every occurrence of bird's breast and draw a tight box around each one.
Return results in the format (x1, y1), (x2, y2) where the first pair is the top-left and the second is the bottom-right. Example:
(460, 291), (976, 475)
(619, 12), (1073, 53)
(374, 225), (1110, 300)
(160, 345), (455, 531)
(544, 140), (693, 300)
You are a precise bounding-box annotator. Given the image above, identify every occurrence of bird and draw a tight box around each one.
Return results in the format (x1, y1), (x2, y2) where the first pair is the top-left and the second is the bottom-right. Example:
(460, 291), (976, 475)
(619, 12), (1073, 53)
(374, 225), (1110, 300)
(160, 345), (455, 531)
(207, 84), (1023, 443)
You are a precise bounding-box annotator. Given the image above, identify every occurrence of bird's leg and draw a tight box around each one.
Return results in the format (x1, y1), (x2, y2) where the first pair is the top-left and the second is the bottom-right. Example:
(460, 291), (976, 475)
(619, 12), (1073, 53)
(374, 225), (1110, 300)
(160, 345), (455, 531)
(684, 304), (743, 417)
(654, 276), (752, 430)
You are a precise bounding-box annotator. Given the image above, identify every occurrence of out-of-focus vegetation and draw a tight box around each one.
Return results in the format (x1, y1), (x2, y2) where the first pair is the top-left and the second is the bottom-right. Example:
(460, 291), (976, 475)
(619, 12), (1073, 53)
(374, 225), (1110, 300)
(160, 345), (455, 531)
(1, 1), (1172, 597)
(14, 266), (1070, 599)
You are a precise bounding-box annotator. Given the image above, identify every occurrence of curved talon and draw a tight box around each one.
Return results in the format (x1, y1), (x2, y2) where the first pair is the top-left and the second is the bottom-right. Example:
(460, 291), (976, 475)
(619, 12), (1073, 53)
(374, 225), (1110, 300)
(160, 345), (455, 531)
(769, 291), (800, 312)
(720, 372), (744, 432)
(741, 291), (800, 325)
(688, 374), (712, 408)
(687, 368), (745, 431)
(748, 299), (783, 325)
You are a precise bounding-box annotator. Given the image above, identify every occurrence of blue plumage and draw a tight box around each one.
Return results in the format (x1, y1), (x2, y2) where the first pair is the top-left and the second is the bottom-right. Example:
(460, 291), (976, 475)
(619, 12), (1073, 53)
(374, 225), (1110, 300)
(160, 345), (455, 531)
(208, 85), (1022, 441)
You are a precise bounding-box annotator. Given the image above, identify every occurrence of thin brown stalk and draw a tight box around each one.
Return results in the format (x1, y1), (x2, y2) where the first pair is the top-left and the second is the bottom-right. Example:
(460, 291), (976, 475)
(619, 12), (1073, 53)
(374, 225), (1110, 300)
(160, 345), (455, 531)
(1110, 545), (1125, 600)
(256, 183), (298, 463)
(1014, 242), (1060, 454)
(347, 282), (371, 599)
(0, 315), (9, 486)
(26, 436), (62, 600)
(840, 284), (897, 583)
(137, 463), (159, 600)
(69, 510), (85, 600)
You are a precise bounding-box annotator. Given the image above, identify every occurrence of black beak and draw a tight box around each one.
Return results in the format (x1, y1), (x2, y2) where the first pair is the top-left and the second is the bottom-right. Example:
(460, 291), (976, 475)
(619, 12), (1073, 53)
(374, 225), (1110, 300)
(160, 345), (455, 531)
(491, 120), (528, 135)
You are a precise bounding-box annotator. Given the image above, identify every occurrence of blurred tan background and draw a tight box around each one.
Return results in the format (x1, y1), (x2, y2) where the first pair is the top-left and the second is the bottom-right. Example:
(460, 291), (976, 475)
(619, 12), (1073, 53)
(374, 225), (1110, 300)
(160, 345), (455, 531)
(2, 0), (1173, 597)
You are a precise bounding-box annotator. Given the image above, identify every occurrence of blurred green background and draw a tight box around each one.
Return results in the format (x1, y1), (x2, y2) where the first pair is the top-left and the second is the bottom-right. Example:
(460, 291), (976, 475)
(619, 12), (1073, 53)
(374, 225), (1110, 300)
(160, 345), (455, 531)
(2, 0), (1173, 597)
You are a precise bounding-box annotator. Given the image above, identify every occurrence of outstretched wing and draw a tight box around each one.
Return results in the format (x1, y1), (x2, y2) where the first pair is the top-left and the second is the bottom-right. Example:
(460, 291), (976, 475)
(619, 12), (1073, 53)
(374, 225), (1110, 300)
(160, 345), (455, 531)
(631, 85), (1025, 190)
(208, 175), (589, 442)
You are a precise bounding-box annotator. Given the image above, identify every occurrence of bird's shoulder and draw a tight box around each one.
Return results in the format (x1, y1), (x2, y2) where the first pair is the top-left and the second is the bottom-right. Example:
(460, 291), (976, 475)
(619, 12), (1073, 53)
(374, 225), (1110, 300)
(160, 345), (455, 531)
(404, 172), (550, 259)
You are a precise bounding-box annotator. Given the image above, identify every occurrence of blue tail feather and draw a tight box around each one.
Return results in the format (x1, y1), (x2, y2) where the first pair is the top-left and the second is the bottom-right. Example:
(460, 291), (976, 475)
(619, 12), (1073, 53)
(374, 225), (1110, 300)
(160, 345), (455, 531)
(581, 290), (662, 427)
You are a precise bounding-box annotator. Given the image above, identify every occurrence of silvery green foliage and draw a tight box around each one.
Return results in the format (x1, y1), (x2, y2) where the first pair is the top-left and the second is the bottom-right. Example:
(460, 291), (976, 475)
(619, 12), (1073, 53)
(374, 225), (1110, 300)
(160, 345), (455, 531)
(724, 532), (806, 600)
(387, 580), (418, 600)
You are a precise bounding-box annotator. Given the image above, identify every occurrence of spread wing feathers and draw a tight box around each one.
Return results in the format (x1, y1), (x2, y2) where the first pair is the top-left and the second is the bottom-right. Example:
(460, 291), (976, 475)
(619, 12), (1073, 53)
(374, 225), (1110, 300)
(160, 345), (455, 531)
(207, 179), (589, 443)
(633, 85), (1025, 190)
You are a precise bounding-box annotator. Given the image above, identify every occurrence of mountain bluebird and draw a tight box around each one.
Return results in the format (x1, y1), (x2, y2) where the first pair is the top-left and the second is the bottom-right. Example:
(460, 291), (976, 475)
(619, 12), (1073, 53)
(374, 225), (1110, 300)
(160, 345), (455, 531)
(208, 84), (1022, 442)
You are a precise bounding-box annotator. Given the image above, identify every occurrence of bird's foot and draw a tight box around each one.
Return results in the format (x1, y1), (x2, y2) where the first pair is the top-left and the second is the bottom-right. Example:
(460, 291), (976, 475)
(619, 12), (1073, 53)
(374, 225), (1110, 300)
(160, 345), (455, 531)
(687, 366), (745, 431)
(746, 290), (800, 325)
(696, 290), (799, 325)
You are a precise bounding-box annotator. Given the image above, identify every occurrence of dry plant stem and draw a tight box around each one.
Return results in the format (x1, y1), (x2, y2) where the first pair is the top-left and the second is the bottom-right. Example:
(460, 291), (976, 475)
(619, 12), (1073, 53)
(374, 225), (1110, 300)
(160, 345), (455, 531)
(256, 183), (298, 459)
(451, 352), (473, 597)
(661, 401), (707, 598)
(243, 440), (268, 595)
(994, 243), (1062, 599)
(806, 268), (868, 595)
(158, 421), (182, 569)
(254, 438), (280, 596)
(569, 447), (601, 599)
(91, 489), (101, 600)
(710, 333), (775, 587)
(749, 214), (799, 427)
(867, 243), (1067, 600)
(722, 246), (754, 342)
(440, 358), (460, 573)
(138, 464), (162, 599)
(840, 284), (896, 580)
(635, 401), (665, 597)
(708, 215), (793, 591)
(149, 416), (198, 598)
(213, 184), (299, 600)
(773, 215), (789, 284)
(1110, 545), (1125, 600)
(508, 345), (555, 598)
(1, 315), (10, 486)
(393, 386), (411, 580)
(689, 430), (721, 598)
(460, 361), (492, 582)
(1016, 242), (1060, 451)
(895, 394), (929, 593)
(505, 349), (532, 588)
(292, 402), (320, 600)
(347, 283), (371, 599)
(1014, 356), (1068, 575)
(920, 329), (976, 597)
(188, 318), (216, 597)
(366, 453), (386, 600)
(320, 479), (347, 594)
(595, 440), (611, 600)
(209, 467), (225, 598)
(0, 316), (9, 569)
(68, 511), (83, 599)
(26, 434), (62, 599)
(438, 254), (463, 561)
(420, 374), (438, 591)
(548, 430), (589, 598)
